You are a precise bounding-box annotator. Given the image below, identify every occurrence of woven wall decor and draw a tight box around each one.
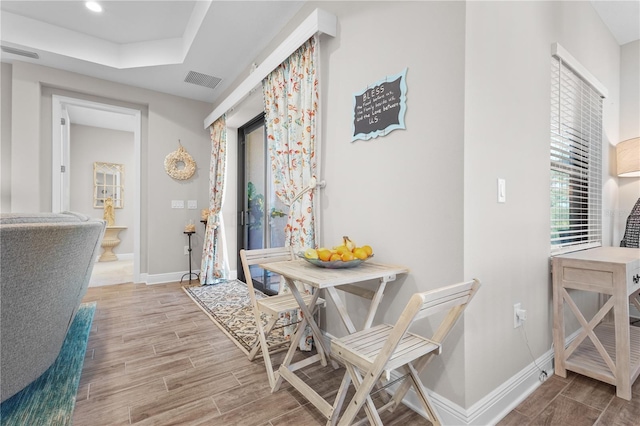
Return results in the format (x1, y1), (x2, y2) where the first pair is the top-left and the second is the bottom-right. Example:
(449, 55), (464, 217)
(164, 142), (196, 180)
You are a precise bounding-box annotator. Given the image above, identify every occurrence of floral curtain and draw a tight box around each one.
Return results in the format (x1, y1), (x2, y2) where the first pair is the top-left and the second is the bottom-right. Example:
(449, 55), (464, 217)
(262, 36), (318, 350)
(201, 116), (229, 284)
(262, 36), (318, 252)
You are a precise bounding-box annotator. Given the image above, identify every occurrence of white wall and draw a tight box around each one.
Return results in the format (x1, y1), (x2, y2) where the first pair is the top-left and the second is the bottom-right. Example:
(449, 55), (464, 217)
(617, 40), (640, 243)
(319, 1), (467, 405)
(1, 63), (11, 212)
(70, 124), (135, 254)
(221, 0), (468, 406)
(464, 0), (621, 407)
(4, 61), (212, 279)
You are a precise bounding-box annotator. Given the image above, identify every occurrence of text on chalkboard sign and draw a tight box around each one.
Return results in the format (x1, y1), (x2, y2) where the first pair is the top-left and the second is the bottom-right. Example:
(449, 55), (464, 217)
(352, 68), (408, 141)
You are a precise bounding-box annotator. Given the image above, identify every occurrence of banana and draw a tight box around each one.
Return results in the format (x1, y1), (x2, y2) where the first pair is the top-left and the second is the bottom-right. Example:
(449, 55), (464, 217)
(343, 236), (356, 252)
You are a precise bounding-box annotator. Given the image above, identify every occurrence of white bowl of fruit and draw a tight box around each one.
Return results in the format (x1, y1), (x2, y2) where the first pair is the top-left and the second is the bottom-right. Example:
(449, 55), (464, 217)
(299, 236), (373, 269)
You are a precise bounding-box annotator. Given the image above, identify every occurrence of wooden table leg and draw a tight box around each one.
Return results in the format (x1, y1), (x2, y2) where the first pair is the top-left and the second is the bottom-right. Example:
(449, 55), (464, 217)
(363, 276), (393, 329)
(552, 261), (566, 378)
(272, 279), (327, 392)
(287, 280), (329, 360)
(326, 287), (357, 334)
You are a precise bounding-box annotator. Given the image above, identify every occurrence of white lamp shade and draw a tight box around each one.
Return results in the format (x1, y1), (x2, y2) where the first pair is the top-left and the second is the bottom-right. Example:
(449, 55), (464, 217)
(616, 137), (640, 177)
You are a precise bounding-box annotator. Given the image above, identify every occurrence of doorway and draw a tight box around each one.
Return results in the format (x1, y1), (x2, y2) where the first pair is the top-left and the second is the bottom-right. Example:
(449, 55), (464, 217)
(236, 113), (289, 295)
(51, 95), (142, 284)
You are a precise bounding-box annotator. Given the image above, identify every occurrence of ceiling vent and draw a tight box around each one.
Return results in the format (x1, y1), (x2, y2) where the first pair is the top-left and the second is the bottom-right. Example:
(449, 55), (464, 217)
(184, 71), (221, 90)
(1, 46), (39, 59)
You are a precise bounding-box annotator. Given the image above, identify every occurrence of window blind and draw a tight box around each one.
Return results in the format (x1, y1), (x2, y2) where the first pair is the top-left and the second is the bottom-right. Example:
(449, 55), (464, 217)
(550, 56), (603, 253)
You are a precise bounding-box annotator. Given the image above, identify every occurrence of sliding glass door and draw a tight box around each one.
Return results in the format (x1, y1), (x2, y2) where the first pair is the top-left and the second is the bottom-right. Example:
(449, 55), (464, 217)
(237, 114), (289, 295)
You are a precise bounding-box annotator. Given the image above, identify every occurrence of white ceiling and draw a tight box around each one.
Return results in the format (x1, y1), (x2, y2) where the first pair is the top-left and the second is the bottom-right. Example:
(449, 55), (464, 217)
(1, 1), (637, 130)
(591, 0), (640, 45)
(0, 1), (306, 104)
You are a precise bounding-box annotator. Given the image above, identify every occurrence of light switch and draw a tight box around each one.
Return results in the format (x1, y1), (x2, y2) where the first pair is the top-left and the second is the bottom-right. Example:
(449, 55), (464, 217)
(187, 200), (198, 209)
(171, 200), (184, 209)
(497, 178), (506, 203)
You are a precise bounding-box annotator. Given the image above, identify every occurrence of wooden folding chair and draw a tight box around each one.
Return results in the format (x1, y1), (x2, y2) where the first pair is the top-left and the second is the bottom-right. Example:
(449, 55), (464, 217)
(240, 247), (325, 390)
(330, 279), (481, 426)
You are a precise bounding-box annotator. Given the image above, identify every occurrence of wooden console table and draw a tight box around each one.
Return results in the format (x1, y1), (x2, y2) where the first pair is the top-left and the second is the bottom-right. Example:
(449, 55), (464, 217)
(552, 246), (640, 400)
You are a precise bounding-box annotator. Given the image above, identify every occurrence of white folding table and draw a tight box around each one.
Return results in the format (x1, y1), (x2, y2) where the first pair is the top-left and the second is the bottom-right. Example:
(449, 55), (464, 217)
(258, 258), (409, 421)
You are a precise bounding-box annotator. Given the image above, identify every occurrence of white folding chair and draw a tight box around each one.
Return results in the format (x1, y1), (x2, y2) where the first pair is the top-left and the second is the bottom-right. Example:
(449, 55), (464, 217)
(329, 279), (481, 426)
(240, 247), (325, 390)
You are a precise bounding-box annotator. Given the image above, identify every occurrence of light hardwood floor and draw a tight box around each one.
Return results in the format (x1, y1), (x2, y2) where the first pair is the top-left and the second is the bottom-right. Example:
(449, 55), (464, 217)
(74, 282), (431, 425)
(75, 281), (640, 425)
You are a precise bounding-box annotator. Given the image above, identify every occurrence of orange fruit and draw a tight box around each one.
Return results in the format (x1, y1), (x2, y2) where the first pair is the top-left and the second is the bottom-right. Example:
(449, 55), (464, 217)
(341, 251), (355, 262)
(329, 253), (341, 262)
(361, 245), (373, 256)
(353, 247), (368, 260)
(317, 248), (332, 261)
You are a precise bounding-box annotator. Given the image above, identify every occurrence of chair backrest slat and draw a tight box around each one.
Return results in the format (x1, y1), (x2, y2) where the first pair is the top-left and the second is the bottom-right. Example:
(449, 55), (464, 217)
(417, 294), (472, 320)
(240, 247), (294, 299)
(242, 247), (293, 266)
(374, 279), (481, 371)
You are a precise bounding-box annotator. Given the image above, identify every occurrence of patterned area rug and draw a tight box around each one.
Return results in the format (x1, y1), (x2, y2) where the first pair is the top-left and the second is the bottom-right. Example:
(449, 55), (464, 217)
(183, 280), (291, 355)
(0, 302), (96, 426)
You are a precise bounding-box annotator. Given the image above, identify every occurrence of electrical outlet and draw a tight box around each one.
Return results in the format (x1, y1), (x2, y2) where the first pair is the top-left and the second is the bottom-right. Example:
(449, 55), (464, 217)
(514, 303), (526, 328)
(184, 246), (189, 255)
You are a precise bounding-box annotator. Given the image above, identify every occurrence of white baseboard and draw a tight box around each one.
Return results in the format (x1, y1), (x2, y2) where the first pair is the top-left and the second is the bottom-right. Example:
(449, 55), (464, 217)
(141, 269), (236, 285)
(413, 328), (590, 425)
(144, 269), (201, 285)
(382, 351), (553, 425)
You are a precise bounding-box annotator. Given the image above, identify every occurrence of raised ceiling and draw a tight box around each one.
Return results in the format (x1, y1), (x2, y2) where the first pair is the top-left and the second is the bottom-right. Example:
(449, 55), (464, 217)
(0, 0), (306, 104)
(1, 0), (637, 108)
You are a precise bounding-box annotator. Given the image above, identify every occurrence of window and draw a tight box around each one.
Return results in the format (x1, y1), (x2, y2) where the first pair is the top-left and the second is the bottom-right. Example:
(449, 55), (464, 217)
(550, 46), (605, 254)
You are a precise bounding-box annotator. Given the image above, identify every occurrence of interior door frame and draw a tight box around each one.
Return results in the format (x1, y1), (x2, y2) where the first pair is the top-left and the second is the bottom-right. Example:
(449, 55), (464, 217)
(51, 95), (142, 283)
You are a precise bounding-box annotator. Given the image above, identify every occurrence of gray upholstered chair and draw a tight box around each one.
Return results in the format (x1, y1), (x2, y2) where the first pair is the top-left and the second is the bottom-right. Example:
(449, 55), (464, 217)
(0, 212), (105, 402)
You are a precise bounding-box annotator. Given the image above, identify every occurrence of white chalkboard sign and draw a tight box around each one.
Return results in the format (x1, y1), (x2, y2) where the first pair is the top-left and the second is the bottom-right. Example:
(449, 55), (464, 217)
(352, 68), (408, 141)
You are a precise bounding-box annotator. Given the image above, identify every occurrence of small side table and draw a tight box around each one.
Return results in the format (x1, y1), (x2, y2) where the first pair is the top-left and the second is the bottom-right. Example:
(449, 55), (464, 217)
(552, 247), (640, 400)
(181, 231), (200, 284)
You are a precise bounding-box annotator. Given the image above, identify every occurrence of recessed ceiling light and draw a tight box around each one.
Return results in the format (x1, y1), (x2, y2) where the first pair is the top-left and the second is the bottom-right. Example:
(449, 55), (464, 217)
(85, 2), (102, 13)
